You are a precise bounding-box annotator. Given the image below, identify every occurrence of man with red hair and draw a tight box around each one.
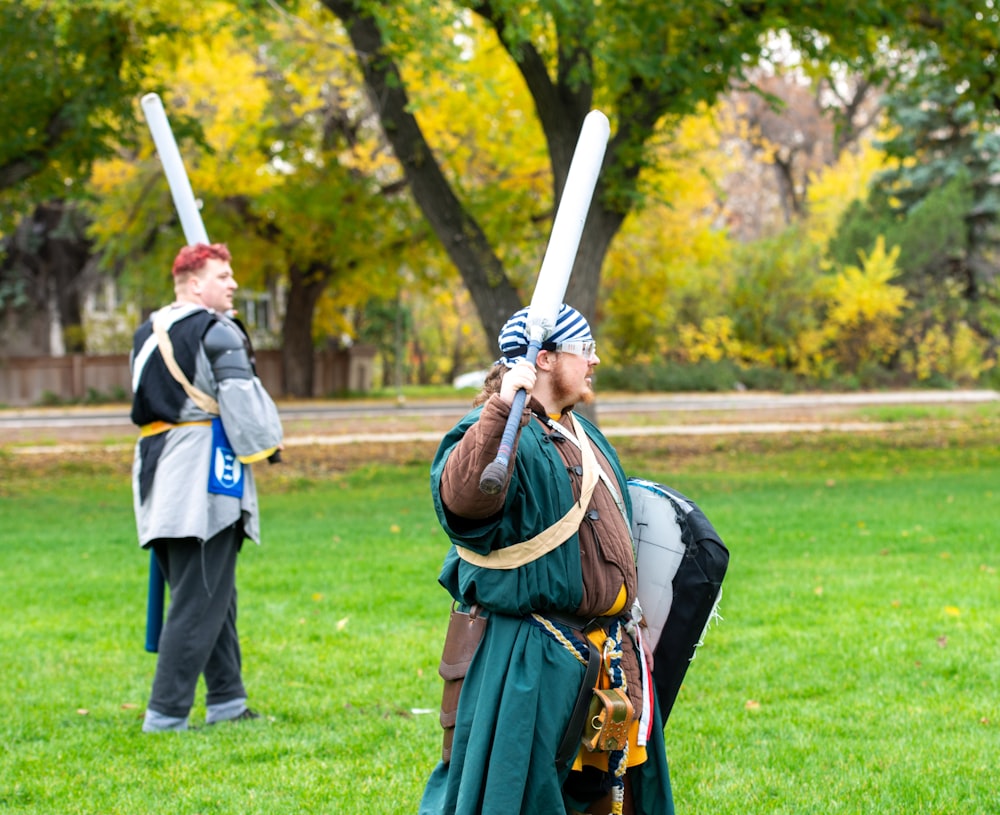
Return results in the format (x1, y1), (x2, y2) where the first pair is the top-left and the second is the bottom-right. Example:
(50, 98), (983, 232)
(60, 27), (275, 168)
(130, 242), (283, 732)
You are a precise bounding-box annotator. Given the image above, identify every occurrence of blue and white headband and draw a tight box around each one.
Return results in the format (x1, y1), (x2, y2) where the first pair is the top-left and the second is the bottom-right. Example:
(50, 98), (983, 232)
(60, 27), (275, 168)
(497, 303), (593, 368)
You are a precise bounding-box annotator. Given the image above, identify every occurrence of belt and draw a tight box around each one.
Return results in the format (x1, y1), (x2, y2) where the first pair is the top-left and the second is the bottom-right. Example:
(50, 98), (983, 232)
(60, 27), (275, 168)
(139, 420), (212, 438)
(543, 610), (619, 631)
(545, 612), (620, 772)
(556, 624), (602, 771)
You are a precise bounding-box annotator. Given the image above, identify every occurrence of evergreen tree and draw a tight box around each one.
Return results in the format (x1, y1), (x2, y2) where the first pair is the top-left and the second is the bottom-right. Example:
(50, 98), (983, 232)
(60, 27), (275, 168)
(831, 48), (1000, 345)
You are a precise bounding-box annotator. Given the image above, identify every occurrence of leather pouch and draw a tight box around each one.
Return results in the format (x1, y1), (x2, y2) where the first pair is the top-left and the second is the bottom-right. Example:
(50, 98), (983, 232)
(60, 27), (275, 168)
(438, 604), (486, 762)
(582, 687), (634, 752)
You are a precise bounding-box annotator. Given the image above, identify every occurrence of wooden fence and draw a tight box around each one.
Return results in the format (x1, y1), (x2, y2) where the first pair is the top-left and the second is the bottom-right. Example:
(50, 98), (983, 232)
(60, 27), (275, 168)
(0, 345), (376, 407)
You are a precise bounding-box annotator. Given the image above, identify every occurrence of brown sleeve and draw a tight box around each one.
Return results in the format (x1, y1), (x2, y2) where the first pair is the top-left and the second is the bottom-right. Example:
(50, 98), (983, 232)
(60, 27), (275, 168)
(439, 393), (531, 520)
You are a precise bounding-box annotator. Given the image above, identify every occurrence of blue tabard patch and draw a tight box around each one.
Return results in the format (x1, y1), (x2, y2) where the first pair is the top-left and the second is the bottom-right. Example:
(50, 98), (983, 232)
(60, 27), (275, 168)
(208, 417), (244, 497)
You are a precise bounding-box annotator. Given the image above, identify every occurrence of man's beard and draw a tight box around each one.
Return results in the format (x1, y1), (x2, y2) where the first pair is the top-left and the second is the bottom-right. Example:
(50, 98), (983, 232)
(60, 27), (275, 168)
(549, 355), (596, 409)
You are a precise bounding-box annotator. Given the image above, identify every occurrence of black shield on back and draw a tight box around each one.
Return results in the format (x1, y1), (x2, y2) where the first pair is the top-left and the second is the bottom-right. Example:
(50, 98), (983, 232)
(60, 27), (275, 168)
(629, 479), (729, 724)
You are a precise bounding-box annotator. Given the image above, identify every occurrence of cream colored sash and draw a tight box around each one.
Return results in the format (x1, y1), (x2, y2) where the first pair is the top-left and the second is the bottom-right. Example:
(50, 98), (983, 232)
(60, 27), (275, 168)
(456, 412), (598, 571)
(546, 414), (631, 536)
(152, 309), (220, 415)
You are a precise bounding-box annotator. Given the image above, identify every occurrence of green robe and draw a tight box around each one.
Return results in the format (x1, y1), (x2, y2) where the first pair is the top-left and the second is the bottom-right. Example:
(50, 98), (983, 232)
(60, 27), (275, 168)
(420, 406), (674, 815)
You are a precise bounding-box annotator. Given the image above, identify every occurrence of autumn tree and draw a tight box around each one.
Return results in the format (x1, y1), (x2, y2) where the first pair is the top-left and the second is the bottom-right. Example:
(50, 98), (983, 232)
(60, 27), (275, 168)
(830, 47), (1000, 369)
(729, 74), (837, 228)
(318, 0), (804, 346)
(0, 0), (158, 209)
(598, 108), (736, 366)
(308, 0), (1000, 357)
(87, 3), (430, 395)
(721, 67), (883, 240)
(0, 202), (96, 353)
(0, 0), (179, 352)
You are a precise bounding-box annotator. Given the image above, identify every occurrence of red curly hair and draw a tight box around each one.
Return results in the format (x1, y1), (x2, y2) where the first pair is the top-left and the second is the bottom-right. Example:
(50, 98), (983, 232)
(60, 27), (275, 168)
(171, 243), (232, 279)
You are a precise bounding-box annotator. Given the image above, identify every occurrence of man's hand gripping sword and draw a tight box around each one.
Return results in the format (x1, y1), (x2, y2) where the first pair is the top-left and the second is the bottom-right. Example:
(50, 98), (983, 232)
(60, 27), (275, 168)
(479, 110), (611, 494)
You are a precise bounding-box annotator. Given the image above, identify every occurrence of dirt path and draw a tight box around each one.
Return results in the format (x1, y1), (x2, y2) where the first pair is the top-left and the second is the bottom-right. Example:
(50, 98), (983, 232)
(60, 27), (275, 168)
(4, 389), (997, 479)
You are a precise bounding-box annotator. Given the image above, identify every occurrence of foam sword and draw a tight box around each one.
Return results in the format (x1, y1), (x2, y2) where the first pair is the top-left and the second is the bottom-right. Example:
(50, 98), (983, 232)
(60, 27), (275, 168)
(138, 93), (209, 652)
(479, 110), (611, 494)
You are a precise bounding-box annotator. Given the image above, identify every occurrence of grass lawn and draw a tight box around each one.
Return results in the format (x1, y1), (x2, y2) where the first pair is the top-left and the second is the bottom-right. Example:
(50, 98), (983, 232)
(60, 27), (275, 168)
(0, 415), (998, 814)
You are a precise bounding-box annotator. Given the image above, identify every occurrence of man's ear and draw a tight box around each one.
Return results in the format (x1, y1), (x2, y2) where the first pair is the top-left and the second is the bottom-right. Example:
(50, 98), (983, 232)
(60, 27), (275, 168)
(535, 349), (557, 371)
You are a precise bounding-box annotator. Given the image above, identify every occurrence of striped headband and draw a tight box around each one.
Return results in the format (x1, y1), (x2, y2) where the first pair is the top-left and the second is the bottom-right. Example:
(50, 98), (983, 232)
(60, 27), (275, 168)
(497, 304), (593, 368)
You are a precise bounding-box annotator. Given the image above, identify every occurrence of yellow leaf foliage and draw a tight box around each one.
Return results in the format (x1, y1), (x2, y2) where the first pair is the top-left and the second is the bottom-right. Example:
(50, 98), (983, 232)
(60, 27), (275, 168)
(805, 137), (887, 246)
(823, 236), (908, 368)
(87, 0), (410, 324)
(677, 316), (775, 368)
(400, 26), (549, 286)
(602, 106), (737, 365)
(146, 17), (275, 198)
(900, 321), (995, 383)
(88, 2), (282, 237)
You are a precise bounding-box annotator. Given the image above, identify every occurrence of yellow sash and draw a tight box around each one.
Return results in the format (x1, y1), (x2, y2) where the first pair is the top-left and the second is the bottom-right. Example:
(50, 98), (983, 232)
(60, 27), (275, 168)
(139, 420), (212, 438)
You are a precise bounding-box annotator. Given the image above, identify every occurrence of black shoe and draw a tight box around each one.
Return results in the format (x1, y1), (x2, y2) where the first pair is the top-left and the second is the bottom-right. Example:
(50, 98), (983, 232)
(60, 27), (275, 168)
(210, 707), (261, 725)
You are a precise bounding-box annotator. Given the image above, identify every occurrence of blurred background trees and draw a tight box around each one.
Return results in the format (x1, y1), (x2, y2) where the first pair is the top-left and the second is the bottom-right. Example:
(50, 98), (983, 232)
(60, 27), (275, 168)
(2, 0), (999, 395)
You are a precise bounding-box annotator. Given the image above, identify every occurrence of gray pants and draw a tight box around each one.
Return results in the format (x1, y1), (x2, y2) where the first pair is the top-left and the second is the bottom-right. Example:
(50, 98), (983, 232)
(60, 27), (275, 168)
(148, 524), (246, 718)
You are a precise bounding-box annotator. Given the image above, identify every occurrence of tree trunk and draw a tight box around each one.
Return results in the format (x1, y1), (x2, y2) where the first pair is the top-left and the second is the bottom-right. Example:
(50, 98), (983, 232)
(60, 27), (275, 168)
(322, 0), (664, 425)
(323, 0), (521, 349)
(281, 262), (327, 397)
(0, 200), (94, 354)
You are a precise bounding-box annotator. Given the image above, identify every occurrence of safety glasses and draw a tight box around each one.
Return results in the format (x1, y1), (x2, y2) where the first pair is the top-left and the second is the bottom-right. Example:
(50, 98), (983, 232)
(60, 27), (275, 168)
(553, 339), (598, 361)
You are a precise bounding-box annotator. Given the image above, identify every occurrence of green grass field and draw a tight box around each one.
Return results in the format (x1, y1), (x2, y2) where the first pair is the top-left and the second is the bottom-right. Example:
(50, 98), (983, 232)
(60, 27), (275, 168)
(1, 419), (998, 814)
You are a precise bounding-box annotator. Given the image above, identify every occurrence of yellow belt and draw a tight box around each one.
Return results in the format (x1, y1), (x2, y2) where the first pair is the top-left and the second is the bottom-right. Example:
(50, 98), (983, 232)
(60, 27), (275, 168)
(139, 420), (212, 438)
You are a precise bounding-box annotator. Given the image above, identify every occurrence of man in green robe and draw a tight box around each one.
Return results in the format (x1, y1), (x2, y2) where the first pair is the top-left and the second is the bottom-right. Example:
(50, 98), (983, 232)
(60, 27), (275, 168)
(420, 305), (675, 815)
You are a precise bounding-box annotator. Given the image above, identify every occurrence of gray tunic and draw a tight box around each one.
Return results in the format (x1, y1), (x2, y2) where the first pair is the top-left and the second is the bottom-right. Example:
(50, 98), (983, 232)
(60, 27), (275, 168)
(130, 303), (283, 547)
